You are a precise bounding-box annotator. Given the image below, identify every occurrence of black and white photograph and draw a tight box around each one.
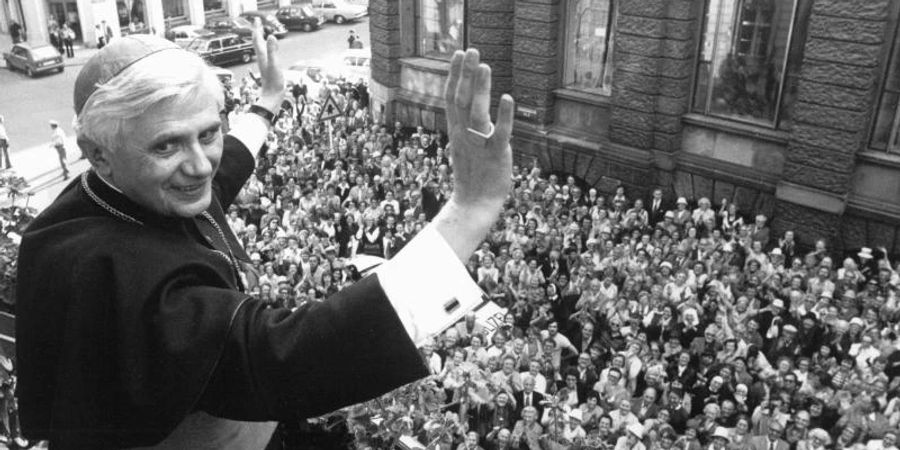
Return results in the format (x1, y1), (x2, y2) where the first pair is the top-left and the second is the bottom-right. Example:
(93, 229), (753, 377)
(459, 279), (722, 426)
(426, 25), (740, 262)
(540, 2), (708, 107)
(1, 0), (900, 449)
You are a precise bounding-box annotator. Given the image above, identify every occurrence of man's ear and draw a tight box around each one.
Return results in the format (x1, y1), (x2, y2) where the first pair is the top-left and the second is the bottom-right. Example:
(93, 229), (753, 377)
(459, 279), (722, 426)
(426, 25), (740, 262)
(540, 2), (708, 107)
(77, 136), (113, 178)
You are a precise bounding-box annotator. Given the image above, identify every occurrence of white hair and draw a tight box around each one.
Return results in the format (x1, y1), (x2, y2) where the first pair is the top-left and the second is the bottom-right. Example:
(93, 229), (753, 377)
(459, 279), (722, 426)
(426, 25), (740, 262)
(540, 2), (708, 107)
(75, 50), (224, 153)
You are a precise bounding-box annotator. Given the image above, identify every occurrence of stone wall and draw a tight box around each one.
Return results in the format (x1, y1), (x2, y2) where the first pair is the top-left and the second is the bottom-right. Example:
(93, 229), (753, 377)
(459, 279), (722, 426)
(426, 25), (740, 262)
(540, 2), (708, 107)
(369, 0), (403, 89)
(772, 0), (891, 250)
(512, 0), (561, 126)
(468, 0), (515, 106)
(610, 0), (697, 156)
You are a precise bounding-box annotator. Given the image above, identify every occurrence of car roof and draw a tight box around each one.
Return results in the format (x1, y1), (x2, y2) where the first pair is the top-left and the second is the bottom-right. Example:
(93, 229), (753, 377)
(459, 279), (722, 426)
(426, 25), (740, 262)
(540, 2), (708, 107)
(170, 24), (203, 32)
(192, 32), (242, 41)
(242, 10), (274, 16)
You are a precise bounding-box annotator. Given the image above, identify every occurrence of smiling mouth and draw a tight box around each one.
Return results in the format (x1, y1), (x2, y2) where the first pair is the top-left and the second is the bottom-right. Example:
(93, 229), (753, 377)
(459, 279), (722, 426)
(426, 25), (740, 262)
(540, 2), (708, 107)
(172, 182), (206, 195)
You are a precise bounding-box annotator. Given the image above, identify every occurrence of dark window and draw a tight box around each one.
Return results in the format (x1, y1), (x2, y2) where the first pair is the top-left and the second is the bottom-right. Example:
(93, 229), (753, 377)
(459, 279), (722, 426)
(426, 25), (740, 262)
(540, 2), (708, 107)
(692, 0), (812, 128)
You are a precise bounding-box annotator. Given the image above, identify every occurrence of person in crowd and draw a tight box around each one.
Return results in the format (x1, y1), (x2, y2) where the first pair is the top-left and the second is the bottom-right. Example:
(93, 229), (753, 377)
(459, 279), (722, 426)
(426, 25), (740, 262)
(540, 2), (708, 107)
(48, 120), (68, 180)
(0, 115), (11, 169)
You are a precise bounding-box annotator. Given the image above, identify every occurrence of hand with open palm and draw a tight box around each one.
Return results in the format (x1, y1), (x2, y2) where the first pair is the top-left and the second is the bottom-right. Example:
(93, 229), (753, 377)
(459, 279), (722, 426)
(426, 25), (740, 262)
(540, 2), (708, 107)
(433, 49), (515, 261)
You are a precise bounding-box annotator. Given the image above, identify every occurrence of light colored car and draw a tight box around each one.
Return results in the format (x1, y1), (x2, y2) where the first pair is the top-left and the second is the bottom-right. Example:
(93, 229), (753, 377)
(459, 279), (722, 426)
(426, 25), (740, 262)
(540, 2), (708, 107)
(309, 0), (367, 24)
(3, 43), (63, 77)
(284, 60), (340, 100)
(337, 48), (370, 81)
(166, 25), (215, 48)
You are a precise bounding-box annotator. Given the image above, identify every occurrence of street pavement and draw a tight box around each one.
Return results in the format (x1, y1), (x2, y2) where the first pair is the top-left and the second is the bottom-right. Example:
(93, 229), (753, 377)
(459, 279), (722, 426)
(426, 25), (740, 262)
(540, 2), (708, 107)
(0, 18), (368, 212)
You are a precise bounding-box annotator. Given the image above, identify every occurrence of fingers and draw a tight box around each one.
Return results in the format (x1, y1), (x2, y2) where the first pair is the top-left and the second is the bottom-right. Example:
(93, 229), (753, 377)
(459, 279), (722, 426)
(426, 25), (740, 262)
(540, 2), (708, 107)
(266, 34), (278, 69)
(493, 94), (515, 147)
(454, 49), (480, 121)
(444, 51), (464, 128)
(252, 18), (267, 67)
(468, 64), (491, 135)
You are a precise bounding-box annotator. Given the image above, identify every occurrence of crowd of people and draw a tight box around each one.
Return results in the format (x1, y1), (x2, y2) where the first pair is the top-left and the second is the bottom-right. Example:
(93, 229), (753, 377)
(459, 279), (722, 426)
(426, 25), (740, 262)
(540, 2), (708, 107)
(211, 66), (900, 450)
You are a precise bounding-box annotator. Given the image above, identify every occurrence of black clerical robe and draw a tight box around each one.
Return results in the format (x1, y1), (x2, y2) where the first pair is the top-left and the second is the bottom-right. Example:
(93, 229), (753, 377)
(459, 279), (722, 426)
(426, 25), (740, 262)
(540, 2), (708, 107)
(16, 134), (427, 448)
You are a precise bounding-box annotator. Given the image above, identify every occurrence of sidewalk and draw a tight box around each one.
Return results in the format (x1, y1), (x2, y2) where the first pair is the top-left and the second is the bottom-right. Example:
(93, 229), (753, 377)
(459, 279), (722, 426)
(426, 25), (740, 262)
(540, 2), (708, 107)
(0, 33), (99, 69)
(0, 137), (90, 211)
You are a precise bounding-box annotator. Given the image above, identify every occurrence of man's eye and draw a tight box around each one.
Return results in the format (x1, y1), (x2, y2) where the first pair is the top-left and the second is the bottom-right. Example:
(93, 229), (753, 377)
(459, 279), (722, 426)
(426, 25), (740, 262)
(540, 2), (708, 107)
(200, 128), (220, 143)
(153, 141), (178, 155)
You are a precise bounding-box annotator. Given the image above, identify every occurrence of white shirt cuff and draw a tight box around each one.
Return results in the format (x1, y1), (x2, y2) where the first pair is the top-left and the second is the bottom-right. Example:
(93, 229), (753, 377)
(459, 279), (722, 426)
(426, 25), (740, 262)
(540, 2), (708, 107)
(228, 112), (269, 159)
(374, 224), (484, 346)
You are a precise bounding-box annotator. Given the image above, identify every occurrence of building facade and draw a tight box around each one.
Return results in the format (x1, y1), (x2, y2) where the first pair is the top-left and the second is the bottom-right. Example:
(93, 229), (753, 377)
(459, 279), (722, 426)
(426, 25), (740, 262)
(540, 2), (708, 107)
(369, 0), (900, 253)
(0, 0), (297, 49)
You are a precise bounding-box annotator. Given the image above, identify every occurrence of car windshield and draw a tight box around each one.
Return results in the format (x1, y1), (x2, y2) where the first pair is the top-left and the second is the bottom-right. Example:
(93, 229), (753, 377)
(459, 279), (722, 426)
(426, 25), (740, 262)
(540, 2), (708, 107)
(301, 6), (315, 16)
(186, 40), (207, 51)
(234, 17), (252, 27)
(266, 15), (277, 22)
(31, 46), (58, 59)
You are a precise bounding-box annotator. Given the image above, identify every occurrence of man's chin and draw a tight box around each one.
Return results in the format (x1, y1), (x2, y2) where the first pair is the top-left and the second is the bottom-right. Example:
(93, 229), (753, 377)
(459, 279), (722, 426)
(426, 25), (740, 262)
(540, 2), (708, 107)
(170, 194), (212, 218)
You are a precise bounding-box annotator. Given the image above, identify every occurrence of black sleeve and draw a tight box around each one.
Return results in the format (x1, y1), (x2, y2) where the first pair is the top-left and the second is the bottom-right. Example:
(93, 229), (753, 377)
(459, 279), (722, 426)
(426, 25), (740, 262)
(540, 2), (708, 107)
(213, 134), (257, 210)
(198, 274), (429, 421)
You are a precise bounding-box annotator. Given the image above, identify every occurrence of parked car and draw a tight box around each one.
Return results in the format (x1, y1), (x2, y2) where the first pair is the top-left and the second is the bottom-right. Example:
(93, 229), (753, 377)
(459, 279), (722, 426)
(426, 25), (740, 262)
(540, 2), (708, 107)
(239, 11), (288, 38)
(274, 5), (324, 32)
(309, 0), (367, 24)
(3, 43), (63, 77)
(338, 48), (370, 81)
(166, 24), (215, 47)
(204, 17), (281, 39)
(185, 33), (255, 66)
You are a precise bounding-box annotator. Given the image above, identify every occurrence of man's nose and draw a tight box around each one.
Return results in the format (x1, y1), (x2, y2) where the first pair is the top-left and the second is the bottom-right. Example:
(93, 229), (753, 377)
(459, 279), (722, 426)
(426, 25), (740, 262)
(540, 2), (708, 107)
(182, 141), (213, 177)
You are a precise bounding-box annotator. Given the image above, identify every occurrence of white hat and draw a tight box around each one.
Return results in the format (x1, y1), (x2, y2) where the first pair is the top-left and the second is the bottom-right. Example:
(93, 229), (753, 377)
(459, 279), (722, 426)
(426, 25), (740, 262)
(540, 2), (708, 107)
(859, 247), (874, 259)
(626, 423), (644, 439)
(712, 427), (731, 442)
(772, 299), (785, 309)
(783, 324), (798, 333)
(850, 317), (865, 327)
(568, 409), (583, 422)
(676, 197), (688, 205)
(770, 248), (783, 256)
(665, 211), (675, 218)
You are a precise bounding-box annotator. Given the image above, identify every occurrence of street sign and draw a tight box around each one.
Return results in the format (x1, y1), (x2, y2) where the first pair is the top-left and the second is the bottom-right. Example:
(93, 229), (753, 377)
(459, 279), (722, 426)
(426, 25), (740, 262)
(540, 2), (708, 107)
(316, 94), (343, 122)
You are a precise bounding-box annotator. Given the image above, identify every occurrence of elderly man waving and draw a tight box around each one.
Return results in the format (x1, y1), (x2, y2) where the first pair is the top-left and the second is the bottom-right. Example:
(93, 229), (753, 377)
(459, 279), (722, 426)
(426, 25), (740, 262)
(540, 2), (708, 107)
(15, 21), (515, 449)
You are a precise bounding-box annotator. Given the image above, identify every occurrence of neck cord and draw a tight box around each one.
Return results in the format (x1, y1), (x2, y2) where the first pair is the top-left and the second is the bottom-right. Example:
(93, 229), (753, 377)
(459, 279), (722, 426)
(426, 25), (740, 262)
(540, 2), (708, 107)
(82, 172), (243, 289)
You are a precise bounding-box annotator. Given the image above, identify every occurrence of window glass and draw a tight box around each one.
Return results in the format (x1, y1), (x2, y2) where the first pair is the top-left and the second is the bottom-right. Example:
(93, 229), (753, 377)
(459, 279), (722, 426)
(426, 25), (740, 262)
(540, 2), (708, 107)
(692, 0), (808, 128)
(204, 0), (225, 15)
(163, 0), (187, 22)
(416, 0), (464, 60)
(563, 0), (616, 95)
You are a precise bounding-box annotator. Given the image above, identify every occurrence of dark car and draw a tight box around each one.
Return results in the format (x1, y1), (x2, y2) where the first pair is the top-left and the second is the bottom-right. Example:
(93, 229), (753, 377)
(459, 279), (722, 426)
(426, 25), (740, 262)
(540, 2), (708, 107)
(274, 5), (324, 32)
(204, 17), (282, 39)
(3, 43), (64, 77)
(185, 33), (255, 66)
(240, 11), (288, 37)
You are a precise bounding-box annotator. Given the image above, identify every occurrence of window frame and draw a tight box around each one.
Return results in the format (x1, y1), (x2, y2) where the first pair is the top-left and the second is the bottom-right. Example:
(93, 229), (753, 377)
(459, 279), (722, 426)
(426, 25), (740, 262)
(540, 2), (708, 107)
(690, 0), (806, 129)
(561, 0), (617, 96)
(414, 0), (468, 61)
(203, 0), (227, 19)
(868, 0), (900, 154)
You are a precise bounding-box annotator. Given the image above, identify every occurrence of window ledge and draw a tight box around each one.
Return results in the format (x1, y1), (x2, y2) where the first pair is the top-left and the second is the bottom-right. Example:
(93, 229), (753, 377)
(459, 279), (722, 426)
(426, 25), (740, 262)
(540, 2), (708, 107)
(858, 150), (900, 170)
(398, 57), (451, 75)
(682, 113), (790, 144)
(553, 88), (612, 107)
